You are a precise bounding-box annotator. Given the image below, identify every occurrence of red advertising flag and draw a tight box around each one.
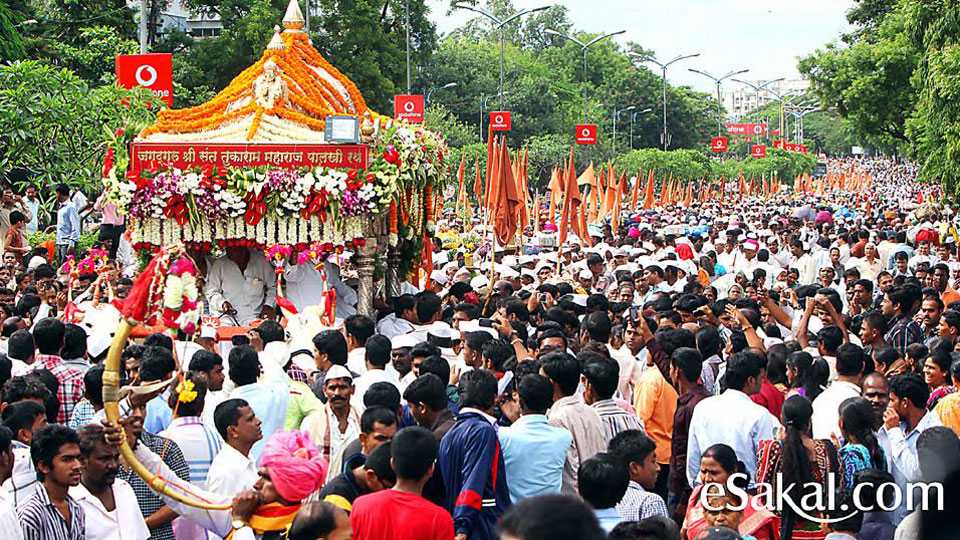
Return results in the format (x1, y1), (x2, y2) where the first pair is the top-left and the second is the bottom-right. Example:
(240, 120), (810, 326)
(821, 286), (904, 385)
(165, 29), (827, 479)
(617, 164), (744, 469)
(725, 122), (768, 136)
(798, 144), (809, 154)
(115, 53), (174, 106)
(751, 144), (767, 159)
(393, 94), (425, 123)
(785, 143), (798, 152)
(575, 124), (598, 145)
(773, 139), (785, 150)
(490, 111), (512, 131)
(710, 136), (729, 153)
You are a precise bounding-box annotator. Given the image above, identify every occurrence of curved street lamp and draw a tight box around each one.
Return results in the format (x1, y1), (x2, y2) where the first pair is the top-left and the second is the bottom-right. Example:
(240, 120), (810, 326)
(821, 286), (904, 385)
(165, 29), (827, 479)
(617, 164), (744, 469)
(632, 52), (700, 150)
(688, 67), (750, 136)
(545, 28), (626, 122)
(454, 3), (551, 109)
(426, 82), (458, 107)
(629, 107), (654, 150)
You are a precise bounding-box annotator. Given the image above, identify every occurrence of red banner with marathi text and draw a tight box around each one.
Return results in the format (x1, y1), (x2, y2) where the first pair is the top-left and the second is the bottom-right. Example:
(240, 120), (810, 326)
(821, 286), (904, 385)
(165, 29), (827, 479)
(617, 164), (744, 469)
(129, 142), (370, 173)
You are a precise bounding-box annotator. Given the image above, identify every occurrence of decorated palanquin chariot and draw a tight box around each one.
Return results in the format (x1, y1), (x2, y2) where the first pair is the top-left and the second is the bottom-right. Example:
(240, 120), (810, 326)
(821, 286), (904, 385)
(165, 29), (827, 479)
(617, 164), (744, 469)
(100, 0), (449, 511)
(101, 0), (449, 315)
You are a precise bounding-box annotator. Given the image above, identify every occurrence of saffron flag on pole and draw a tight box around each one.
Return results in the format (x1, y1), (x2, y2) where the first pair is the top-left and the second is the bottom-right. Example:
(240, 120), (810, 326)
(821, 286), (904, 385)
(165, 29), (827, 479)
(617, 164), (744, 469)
(642, 170), (656, 210)
(630, 170), (643, 210)
(557, 148), (580, 249)
(490, 138), (520, 246)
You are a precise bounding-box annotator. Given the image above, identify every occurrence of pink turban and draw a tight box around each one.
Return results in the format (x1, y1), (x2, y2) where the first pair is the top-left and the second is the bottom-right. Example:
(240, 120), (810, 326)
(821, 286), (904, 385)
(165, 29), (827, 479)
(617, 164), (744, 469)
(627, 227), (641, 239)
(676, 243), (693, 260)
(260, 431), (328, 502)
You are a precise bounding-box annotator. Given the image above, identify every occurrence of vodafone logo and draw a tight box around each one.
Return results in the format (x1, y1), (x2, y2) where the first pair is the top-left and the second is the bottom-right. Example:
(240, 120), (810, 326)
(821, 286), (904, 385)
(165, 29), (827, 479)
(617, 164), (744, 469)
(575, 124), (597, 144)
(490, 111), (511, 131)
(115, 53), (173, 106)
(135, 65), (158, 87)
(393, 94), (425, 123)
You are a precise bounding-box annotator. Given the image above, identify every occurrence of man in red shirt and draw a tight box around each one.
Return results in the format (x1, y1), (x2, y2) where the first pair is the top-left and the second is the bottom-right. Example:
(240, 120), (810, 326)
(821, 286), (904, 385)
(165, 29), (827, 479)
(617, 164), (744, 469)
(350, 426), (454, 540)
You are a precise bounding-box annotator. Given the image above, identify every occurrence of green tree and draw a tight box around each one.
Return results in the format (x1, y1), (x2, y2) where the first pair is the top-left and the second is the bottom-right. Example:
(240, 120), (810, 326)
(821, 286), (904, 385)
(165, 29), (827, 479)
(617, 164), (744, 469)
(44, 25), (139, 83)
(799, 4), (918, 151)
(0, 0), (25, 61)
(0, 61), (156, 196)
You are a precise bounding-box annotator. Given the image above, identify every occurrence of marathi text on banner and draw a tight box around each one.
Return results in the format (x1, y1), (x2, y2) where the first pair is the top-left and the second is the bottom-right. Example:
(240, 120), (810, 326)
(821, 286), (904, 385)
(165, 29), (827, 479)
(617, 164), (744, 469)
(130, 142), (370, 172)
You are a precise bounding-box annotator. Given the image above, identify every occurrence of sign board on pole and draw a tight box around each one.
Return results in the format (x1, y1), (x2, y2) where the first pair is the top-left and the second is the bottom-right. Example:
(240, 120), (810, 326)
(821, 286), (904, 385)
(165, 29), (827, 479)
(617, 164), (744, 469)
(751, 144), (767, 159)
(710, 136), (729, 153)
(575, 124), (598, 145)
(393, 94), (425, 123)
(726, 122), (768, 136)
(115, 53), (174, 106)
(490, 111), (512, 131)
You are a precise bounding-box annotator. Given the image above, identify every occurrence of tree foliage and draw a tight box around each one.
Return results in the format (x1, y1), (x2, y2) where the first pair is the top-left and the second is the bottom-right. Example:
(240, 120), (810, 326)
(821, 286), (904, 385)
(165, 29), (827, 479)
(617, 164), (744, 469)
(0, 61), (156, 194)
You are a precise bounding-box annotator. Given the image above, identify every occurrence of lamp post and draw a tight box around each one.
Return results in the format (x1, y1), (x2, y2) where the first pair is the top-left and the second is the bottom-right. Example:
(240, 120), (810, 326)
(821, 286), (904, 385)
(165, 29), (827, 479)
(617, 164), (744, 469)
(612, 106), (636, 154)
(730, 77), (784, 139)
(632, 52), (699, 150)
(545, 28), (626, 122)
(688, 67), (750, 136)
(426, 82), (458, 107)
(454, 3), (551, 109)
(629, 107), (654, 150)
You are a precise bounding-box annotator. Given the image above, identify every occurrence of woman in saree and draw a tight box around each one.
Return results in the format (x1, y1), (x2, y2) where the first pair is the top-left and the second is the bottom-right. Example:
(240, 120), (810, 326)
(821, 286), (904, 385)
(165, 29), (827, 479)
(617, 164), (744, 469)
(682, 443), (780, 540)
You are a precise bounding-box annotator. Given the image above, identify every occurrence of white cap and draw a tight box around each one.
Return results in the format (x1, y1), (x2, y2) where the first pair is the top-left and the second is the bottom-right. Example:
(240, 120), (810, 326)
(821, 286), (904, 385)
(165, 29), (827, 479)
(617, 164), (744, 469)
(27, 255), (46, 270)
(323, 365), (353, 382)
(430, 270), (449, 286)
(470, 275), (490, 289)
(391, 333), (420, 349)
(578, 269), (593, 280)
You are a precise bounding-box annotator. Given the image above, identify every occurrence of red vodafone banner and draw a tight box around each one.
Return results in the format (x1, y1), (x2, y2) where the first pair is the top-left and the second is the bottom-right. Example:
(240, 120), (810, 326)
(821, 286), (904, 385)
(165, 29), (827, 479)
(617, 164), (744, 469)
(798, 144), (808, 154)
(393, 94), (425, 123)
(710, 136), (728, 153)
(575, 124), (597, 145)
(490, 111), (512, 131)
(116, 53), (174, 107)
(751, 144), (767, 159)
(726, 122), (768, 136)
(772, 139), (786, 149)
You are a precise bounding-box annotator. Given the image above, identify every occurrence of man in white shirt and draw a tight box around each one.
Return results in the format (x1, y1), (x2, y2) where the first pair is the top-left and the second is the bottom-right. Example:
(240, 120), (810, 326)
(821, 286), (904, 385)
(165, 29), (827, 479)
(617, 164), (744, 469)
(1, 400), (46, 509)
(71, 424), (150, 540)
(686, 352), (780, 487)
(300, 365), (361, 483)
(877, 373), (943, 524)
(376, 295), (417, 338)
(811, 343), (864, 440)
(0, 425), (22, 540)
(204, 247), (276, 326)
(207, 398), (262, 498)
(343, 314), (375, 376)
(284, 260), (358, 318)
(351, 336), (399, 413)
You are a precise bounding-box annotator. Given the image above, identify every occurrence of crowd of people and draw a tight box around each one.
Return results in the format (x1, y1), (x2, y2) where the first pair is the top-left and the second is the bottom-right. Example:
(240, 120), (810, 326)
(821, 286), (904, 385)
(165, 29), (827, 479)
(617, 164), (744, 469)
(0, 156), (959, 540)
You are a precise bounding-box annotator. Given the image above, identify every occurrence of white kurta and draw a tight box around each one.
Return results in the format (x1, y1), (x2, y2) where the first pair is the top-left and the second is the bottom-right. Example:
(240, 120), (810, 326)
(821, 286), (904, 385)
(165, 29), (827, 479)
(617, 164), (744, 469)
(204, 252), (277, 326)
(69, 479), (150, 540)
(283, 262), (357, 318)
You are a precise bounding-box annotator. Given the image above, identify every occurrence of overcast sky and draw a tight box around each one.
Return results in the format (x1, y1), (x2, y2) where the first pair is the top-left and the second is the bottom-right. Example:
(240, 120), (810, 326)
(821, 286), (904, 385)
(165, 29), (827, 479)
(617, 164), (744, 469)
(425, 0), (854, 93)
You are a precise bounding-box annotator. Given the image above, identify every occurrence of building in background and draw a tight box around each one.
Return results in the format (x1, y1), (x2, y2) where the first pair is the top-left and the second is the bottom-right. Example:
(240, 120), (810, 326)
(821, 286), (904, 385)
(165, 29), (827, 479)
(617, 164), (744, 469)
(128, 0), (223, 41)
(724, 79), (809, 120)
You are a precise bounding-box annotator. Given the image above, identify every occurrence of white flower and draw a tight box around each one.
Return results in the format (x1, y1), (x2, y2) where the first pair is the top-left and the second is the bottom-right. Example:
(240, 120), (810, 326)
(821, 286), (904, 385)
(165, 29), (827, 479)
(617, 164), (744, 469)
(164, 275), (184, 310)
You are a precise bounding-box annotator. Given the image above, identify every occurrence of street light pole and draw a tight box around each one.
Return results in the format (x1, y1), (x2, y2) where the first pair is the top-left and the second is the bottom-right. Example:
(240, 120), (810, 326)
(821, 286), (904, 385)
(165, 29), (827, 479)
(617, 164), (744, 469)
(405, 0), (410, 93)
(545, 28), (626, 123)
(633, 53), (700, 150)
(612, 105), (636, 154)
(426, 82), (458, 107)
(454, 4), (551, 109)
(730, 77), (784, 139)
(688, 68), (750, 136)
(629, 107), (653, 150)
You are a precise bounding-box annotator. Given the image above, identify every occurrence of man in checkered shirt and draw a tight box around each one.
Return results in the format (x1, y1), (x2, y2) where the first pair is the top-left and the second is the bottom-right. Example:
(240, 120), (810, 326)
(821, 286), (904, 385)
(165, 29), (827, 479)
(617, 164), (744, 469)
(31, 318), (84, 424)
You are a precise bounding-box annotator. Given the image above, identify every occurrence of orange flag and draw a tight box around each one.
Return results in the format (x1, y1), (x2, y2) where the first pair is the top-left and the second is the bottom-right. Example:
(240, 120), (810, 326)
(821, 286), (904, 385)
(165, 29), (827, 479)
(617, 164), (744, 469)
(548, 167), (562, 224)
(455, 154), (466, 211)
(483, 125), (495, 210)
(558, 148), (581, 249)
(490, 138), (520, 246)
(738, 173), (747, 200)
(611, 174), (624, 233)
(643, 170), (656, 209)
(472, 160), (483, 205)
(630, 170), (643, 209)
